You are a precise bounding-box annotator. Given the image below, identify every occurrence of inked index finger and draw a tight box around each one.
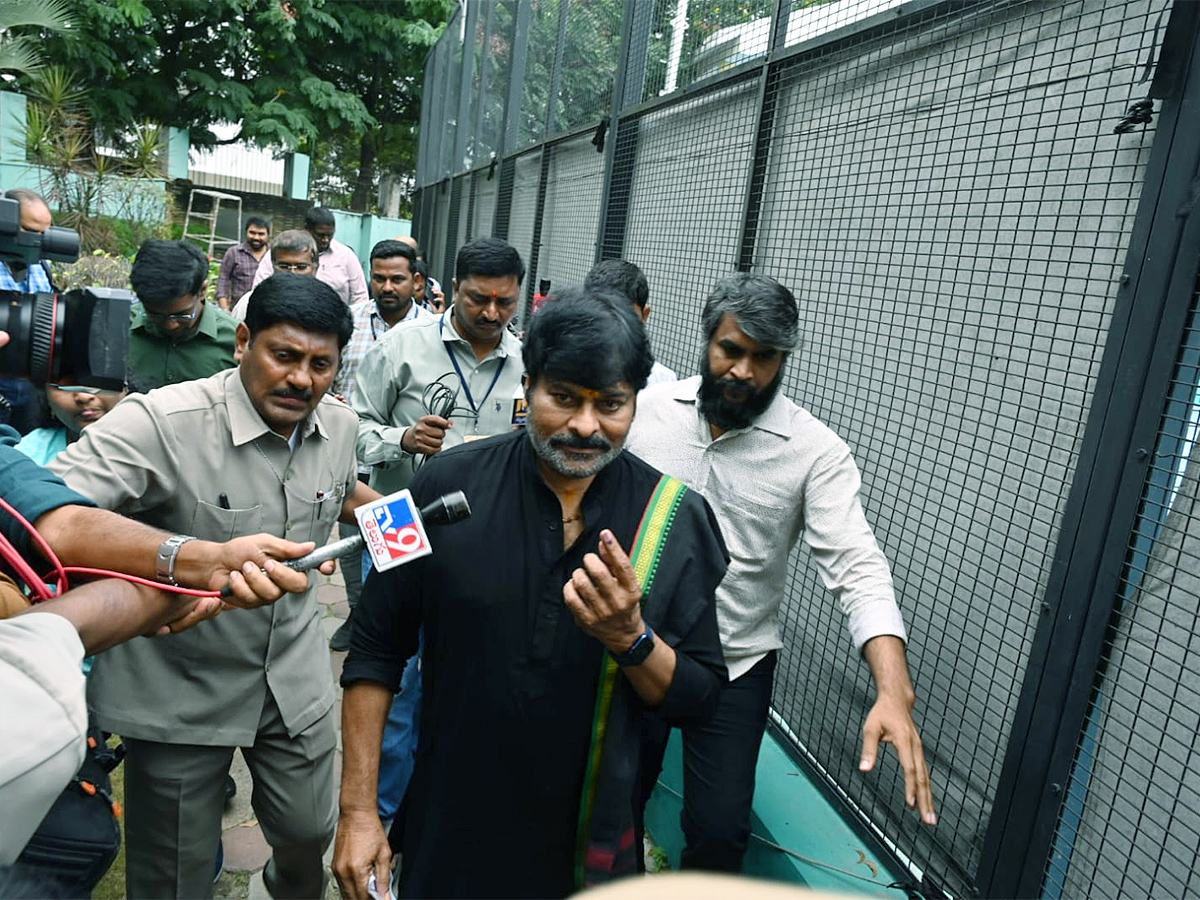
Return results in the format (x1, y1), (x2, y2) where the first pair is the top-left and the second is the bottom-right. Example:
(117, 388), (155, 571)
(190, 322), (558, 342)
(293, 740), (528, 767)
(598, 530), (640, 593)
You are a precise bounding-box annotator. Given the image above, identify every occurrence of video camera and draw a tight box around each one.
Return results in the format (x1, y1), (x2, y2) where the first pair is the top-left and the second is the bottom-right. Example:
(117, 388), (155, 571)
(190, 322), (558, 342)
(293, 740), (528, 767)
(0, 195), (133, 390)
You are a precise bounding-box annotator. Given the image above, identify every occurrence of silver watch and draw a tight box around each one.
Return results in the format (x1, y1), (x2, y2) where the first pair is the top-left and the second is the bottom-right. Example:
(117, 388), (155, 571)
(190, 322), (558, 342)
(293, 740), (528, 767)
(155, 534), (196, 585)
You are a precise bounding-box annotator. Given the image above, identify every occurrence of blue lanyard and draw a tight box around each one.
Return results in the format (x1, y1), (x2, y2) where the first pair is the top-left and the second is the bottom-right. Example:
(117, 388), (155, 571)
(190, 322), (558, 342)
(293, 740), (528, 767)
(439, 316), (507, 416)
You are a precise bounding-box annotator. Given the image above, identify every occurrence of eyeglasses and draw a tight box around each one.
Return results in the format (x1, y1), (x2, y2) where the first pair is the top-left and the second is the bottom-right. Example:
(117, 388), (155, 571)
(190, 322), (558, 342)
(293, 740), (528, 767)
(52, 384), (126, 399)
(144, 294), (202, 324)
(276, 261), (314, 273)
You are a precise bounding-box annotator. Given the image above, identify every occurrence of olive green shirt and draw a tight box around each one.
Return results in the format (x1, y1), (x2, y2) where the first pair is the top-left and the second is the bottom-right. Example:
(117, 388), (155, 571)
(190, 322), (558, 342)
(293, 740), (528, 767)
(48, 367), (359, 745)
(352, 309), (524, 495)
(127, 301), (238, 391)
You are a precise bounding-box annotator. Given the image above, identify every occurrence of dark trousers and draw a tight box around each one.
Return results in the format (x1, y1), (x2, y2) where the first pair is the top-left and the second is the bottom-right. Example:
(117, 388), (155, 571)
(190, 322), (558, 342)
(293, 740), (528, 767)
(639, 651), (777, 872)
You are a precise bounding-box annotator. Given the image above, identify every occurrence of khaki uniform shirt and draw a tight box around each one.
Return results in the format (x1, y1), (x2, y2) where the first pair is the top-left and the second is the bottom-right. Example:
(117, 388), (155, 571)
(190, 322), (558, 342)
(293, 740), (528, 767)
(351, 310), (524, 495)
(48, 368), (359, 745)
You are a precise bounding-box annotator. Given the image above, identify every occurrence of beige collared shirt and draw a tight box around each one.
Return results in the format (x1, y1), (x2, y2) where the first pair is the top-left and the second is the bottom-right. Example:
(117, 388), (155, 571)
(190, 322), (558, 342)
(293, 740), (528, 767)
(627, 376), (906, 679)
(351, 309), (524, 495)
(48, 367), (359, 745)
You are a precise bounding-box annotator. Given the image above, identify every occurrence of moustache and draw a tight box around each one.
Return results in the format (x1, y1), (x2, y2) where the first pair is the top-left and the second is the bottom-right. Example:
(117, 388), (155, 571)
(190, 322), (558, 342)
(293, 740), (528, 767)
(273, 388), (313, 402)
(717, 378), (755, 399)
(549, 434), (612, 452)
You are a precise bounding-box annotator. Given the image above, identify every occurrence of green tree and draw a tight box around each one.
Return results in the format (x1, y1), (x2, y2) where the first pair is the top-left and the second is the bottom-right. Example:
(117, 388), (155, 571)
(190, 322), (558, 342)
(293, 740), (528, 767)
(28, 0), (376, 151)
(301, 0), (453, 214)
(0, 0), (72, 75)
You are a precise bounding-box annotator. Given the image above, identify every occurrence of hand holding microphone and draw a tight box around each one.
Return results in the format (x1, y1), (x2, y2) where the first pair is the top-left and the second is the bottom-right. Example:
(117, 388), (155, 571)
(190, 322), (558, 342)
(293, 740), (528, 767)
(286, 490), (472, 573)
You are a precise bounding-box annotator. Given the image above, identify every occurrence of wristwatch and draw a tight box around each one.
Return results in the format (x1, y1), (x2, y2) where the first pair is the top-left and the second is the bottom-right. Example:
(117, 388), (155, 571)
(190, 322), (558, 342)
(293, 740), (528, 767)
(155, 534), (196, 586)
(611, 626), (656, 667)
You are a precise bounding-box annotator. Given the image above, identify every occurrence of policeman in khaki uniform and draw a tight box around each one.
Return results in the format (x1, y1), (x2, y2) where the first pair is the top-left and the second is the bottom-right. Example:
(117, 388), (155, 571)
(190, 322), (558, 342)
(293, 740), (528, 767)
(50, 274), (381, 899)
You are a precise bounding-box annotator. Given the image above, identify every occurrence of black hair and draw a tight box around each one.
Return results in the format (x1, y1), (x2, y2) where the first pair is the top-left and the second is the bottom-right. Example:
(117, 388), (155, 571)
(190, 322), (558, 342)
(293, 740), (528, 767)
(455, 237), (525, 284)
(244, 273), (354, 350)
(584, 259), (649, 309)
(130, 239), (209, 306)
(304, 206), (336, 230)
(523, 286), (654, 392)
(412, 258), (428, 279)
(370, 239), (417, 269)
(245, 216), (270, 232)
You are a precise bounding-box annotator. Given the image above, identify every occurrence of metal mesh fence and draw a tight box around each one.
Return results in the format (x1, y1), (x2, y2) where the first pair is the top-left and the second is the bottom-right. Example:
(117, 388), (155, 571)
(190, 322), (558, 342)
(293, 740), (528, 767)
(1043, 270), (1200, 898)
(755, 1), (1163, 891)
(413, 0), (1182, 894)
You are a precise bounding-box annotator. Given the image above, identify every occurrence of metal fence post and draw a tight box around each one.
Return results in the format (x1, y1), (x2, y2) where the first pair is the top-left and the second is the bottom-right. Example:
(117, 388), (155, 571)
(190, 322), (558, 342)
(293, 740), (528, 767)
(593, 0), (640, 264)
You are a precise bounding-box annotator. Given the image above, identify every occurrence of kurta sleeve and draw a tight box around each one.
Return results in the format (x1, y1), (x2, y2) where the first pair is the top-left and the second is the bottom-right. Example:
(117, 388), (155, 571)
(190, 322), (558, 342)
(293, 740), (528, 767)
(341, 561), (425, 692)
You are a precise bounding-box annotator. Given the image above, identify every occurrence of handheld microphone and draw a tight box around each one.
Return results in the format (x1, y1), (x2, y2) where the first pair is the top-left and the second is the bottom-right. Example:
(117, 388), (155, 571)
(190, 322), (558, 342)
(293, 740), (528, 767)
(285, 490), (471, 573)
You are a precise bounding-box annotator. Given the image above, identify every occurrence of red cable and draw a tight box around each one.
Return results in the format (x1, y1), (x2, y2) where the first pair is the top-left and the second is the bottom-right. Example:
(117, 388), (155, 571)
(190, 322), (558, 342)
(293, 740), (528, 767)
(0, 527), (54, 602)
(60, 567), (221, 598)
(0, 494), (68, 594)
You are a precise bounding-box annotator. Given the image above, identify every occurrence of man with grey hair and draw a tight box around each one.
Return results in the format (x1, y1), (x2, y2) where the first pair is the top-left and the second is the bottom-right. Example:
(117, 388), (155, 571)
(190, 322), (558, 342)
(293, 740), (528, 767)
(627, 272), (937, 874)
(231, 230), (320, 320)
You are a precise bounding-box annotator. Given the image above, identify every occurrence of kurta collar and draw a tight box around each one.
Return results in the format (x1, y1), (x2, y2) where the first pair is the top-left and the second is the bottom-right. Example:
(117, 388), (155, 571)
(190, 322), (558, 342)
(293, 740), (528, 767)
(225, 368), (328, 447)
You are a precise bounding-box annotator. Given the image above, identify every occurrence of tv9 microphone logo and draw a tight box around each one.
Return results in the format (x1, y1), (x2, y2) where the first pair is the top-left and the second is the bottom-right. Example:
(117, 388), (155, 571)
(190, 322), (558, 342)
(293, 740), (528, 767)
(355, 489), (433, 573)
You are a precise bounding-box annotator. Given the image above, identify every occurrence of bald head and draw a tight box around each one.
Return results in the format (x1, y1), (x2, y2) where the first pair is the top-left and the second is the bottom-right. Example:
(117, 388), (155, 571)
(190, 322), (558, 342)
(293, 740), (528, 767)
(5, 189), (51, 233)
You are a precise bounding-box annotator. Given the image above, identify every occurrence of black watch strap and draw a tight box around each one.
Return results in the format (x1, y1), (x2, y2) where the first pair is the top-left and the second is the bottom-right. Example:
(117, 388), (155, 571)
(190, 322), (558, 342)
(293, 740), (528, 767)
(611, 626), (655, 667)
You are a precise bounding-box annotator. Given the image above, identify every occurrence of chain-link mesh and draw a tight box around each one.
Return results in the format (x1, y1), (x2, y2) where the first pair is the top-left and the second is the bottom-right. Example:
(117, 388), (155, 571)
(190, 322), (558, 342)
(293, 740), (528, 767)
(534, 135), (605, 292)
(755, 1), (1163, 891)
(1042, 269), (1200, 898)
(621, 75), (762, 378)
(412, 0), (1177, 893)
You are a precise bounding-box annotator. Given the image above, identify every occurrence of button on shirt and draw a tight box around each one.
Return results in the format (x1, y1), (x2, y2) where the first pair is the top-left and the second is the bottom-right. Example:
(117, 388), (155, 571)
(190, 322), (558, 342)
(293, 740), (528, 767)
(352, 309), (524, 495)
(216, 242), (267, 302)
(627, 375), (906, 680)
(127, 301), (238, 391)
(48, 367), (359, 744)
(254, 238), (368, 306)
(334, 299), (429, 402)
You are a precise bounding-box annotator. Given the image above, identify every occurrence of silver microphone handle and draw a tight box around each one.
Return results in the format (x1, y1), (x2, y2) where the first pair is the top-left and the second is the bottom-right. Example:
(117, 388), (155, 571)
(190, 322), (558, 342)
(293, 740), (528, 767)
(286, 533), (364, 572)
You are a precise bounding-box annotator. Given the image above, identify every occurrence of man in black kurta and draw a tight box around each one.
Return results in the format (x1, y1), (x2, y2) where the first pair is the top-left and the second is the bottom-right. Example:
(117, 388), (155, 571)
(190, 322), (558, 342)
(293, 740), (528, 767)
(335, 289), (729, 899)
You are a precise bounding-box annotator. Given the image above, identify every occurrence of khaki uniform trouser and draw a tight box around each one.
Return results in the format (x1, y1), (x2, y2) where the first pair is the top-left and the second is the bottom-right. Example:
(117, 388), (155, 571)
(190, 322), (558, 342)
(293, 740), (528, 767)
(123, 691), (336, 899)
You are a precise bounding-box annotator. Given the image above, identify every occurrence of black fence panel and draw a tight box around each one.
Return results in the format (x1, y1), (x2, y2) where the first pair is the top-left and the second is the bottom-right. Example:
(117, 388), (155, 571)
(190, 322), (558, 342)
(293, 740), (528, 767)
(414, 0), (1189, 894)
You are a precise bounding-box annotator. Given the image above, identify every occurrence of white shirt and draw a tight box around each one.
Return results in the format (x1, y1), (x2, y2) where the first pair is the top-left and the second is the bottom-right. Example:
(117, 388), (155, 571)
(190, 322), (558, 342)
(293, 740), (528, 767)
(626, 376), (906, 680)
(0, 612), (86, 863)
(646, 360), (678, 386)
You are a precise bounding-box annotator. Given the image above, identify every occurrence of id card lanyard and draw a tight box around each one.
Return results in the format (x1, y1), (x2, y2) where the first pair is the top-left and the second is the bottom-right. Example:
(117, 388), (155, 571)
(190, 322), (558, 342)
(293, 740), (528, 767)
(439, 316), (507, 434)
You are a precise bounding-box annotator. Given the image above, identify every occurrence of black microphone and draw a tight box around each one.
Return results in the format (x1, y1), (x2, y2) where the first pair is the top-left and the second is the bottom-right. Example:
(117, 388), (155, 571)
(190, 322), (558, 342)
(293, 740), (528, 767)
(285, 491), (471, 572)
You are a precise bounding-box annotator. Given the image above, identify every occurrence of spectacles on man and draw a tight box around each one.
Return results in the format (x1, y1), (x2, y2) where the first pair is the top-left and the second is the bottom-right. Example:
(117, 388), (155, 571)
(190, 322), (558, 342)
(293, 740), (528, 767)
(144, 294), (202, 324)
(52, 384), (126, 399)
(276, 261), (314, 273)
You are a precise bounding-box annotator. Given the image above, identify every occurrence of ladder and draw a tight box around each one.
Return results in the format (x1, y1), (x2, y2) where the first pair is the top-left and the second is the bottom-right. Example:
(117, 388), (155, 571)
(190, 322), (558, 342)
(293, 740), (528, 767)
(182, 188), (243, 259)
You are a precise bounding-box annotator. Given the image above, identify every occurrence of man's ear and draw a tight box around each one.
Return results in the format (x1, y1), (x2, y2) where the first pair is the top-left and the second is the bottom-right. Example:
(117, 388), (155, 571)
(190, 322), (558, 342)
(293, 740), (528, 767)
(640, 303), (651, 325)
(234, 322), (250, 363)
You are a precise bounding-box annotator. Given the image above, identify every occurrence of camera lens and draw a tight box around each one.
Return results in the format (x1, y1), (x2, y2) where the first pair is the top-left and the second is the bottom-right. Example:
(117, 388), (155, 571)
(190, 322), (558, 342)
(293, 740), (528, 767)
(0, 288), (133, 389)
(0, 290), (60, 383)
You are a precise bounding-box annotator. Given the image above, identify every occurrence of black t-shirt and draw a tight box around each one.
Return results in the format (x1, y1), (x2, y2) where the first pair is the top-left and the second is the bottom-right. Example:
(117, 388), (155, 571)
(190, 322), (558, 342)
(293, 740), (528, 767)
(343, 431), (728, 899)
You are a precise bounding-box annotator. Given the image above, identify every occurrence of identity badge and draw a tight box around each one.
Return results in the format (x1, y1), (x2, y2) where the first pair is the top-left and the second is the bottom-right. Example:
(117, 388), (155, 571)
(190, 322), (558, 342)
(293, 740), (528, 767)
(356, 489), (433, 572)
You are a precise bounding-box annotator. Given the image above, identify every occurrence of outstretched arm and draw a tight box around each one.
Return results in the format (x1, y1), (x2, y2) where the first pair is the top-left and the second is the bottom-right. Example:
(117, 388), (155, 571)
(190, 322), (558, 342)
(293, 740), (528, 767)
(859, 634), (937, 826)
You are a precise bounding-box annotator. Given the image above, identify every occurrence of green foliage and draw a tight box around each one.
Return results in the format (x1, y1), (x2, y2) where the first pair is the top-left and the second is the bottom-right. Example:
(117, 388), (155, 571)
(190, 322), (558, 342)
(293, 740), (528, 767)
(0, 0), (73, 75)
(52, 248), (133, 290)
(23, 64), (172, 253)
(304, 0), (455, 213)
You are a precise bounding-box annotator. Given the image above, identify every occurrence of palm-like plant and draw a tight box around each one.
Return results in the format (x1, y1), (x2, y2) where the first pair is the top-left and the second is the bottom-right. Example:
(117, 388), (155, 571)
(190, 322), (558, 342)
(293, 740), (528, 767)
(0, 0), (74, 76)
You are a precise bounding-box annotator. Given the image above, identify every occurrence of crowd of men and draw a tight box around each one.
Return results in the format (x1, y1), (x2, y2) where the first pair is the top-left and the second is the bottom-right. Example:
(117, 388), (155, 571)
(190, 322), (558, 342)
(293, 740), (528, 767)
(0, 186), (936, 900)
